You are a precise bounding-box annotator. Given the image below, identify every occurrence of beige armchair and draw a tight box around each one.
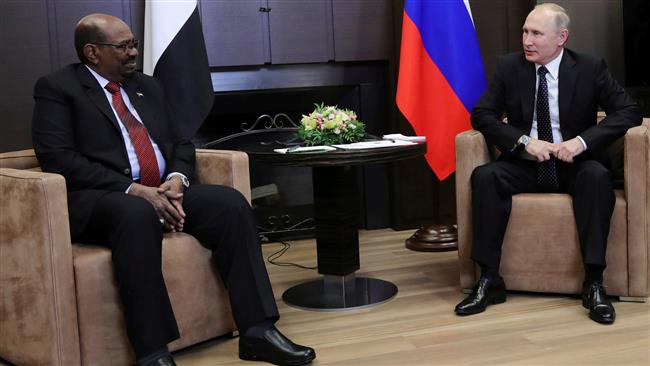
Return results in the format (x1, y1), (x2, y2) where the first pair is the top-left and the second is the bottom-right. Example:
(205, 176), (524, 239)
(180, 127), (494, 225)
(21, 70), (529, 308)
(0, 149), (251, 365)
(455, 118), (649, 301)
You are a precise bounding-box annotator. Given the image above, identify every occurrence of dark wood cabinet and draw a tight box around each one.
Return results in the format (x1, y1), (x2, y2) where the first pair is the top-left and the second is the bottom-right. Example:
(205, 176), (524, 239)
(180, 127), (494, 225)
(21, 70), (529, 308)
(199, 0), (390, 67)
(268, 0), (334, 64)
(201, 0), (270, 66)
(332, 0), (392, 61)
(200, 0), (333, 67)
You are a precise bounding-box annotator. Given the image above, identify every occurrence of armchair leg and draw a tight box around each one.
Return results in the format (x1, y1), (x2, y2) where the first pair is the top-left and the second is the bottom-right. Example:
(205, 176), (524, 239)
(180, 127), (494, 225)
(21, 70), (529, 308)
(619, 296), (647, 303)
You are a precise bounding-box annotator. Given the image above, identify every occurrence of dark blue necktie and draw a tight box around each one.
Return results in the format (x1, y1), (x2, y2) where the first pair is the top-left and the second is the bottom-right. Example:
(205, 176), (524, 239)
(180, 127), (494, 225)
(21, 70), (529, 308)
(536, 66), (558, 190)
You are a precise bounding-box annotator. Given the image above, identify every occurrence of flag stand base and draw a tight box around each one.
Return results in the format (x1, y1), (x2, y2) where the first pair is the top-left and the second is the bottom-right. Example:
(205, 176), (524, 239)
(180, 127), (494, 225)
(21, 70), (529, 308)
(405, 224), (457, 252)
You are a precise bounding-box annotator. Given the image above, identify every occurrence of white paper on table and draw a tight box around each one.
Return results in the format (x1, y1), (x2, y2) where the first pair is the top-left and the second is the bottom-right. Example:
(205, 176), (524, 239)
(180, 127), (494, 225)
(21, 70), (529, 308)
(331, 140), (416, 150)
(274, 146), (337, 154)
(382, 134), (426, 143)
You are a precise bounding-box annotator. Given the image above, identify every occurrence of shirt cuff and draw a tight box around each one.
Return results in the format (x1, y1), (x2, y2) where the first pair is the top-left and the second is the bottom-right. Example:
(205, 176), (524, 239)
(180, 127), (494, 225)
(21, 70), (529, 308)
(125, 183), (133, 194)
(577, 135), (588, 151)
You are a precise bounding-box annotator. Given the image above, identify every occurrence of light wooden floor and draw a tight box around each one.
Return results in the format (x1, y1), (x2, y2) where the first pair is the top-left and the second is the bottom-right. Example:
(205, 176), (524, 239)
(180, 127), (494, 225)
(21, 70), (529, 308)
(175, 229), (650, 366)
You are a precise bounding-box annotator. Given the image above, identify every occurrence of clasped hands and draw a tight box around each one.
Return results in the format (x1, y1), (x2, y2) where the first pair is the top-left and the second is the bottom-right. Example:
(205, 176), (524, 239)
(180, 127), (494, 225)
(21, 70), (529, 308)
(128, 176), (186, 232)
(525, 137), (584, 163)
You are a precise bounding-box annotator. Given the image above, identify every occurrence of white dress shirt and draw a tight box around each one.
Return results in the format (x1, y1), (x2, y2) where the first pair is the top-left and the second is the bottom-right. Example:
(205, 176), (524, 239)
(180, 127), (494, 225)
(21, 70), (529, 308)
(531, 49), (587, 150)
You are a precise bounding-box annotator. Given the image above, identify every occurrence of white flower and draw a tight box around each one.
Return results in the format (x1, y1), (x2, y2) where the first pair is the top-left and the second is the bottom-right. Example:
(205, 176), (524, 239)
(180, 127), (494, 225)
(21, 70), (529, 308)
(334, 128), (341, 134)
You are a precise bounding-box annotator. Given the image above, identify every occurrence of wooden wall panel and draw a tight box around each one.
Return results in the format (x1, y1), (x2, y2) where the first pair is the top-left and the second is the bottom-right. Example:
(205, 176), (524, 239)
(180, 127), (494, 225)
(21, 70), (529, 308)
(51, 1), (129, 67)
(332, 0), (392, 61)
(543, 0), (625, 84)
(471, 0), (533, 81)
(268, 0), (334, 64)
(130, 0), (145, 68)
(0, 0), (51, 151)
(200, 0), (269, 67)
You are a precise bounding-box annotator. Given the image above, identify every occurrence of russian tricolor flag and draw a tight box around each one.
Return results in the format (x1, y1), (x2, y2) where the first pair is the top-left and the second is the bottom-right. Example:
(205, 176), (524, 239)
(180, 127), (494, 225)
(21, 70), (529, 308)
(397, 0), (486, 180)
(143, 0), (214, 140)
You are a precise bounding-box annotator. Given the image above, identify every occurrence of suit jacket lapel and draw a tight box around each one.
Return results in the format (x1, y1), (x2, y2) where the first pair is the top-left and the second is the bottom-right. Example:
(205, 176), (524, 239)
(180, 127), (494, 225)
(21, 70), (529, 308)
(76, 65), (121, 132)
(518, 56), (536, 133)
(558, 50), (577, 136)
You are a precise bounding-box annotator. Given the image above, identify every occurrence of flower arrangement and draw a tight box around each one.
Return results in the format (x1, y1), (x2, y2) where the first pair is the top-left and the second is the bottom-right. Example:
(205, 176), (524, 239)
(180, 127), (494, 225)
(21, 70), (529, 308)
(298, 103), (365, 146)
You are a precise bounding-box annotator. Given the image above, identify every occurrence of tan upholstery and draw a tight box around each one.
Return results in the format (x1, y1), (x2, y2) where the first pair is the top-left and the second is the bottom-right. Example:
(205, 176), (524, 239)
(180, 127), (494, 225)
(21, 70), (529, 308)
(455, 118), (650, 299)
(0, 148), (251, 365)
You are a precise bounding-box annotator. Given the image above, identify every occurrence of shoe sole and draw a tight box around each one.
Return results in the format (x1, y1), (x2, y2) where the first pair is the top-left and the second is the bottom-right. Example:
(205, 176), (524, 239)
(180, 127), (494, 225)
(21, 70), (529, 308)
(588, 313), (615, 324)
(455, 292), (507, 316)
(239, 352), (316, 366)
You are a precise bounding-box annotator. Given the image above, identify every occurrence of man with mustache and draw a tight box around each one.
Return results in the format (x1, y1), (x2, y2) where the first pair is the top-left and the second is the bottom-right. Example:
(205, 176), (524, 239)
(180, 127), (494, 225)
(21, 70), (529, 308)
(455, 3), (642, 324)
(31, 13), (315, 366)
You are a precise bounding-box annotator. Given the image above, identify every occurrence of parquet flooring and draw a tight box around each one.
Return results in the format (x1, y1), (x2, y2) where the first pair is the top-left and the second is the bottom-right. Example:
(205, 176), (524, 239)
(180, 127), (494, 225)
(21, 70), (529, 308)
(175, 229), (650, 366)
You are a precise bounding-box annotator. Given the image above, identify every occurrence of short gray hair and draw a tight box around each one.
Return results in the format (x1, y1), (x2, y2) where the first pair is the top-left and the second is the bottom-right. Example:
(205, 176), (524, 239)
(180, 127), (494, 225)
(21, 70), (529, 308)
(535, 3), (570, 31)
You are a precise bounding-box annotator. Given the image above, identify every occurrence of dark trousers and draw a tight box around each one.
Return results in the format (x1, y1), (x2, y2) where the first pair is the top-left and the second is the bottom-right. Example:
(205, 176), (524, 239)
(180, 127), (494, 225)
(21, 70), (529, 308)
(75, 184), (279, 358)
(470, 157), (615, 272)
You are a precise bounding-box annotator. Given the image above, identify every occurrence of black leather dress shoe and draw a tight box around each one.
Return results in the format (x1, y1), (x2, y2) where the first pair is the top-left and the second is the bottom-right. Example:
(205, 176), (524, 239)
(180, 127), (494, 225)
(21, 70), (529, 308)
(239, 326), (316, 365)
(139, 355), (177, 366)
(582, 281), (616, 324)
(455, 275), (506, 315)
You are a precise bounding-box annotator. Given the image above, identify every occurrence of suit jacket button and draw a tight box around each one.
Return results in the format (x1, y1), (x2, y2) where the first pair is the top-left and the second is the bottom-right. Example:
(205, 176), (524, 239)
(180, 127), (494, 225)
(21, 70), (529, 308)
(124, 168), (131, 175)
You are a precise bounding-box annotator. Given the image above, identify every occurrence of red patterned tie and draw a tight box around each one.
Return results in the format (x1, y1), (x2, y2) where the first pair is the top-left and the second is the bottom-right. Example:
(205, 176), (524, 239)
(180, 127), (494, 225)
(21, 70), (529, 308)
(105, 81), (161, 187)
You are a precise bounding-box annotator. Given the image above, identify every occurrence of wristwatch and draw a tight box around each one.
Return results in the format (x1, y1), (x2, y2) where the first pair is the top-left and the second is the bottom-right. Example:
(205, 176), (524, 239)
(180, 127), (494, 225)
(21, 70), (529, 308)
(518, 135), (532, 147)
(167, 174), (190, 190)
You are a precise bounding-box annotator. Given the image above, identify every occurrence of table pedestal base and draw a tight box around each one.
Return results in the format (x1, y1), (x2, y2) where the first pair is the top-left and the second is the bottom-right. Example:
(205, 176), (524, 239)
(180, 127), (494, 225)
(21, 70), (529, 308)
(282, 274), (397, 311)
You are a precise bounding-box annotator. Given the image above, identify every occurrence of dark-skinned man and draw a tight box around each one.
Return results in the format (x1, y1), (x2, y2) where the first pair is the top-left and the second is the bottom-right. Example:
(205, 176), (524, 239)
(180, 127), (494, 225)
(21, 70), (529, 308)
(32, 13), (315, 366)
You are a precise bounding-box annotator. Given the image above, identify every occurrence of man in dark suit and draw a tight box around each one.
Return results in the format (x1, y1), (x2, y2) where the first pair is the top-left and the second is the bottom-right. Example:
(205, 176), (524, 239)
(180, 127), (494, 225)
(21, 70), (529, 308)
(32, 13), (315, 366)
(455, 3), (642, 324)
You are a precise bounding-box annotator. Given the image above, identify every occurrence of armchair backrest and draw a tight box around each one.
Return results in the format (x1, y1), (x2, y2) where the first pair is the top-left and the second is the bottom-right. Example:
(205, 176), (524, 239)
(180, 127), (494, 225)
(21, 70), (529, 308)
(0, 148), (252, 203)
(0, 149), (39, 170)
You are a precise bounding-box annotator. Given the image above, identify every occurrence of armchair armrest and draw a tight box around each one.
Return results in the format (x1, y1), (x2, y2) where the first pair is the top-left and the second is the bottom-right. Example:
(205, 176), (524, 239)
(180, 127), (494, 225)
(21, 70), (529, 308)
(624, 119), (650, 296)
(195, 149), (251, 204)
(0, 169), (80, 365)
(455, 130), (492, 289)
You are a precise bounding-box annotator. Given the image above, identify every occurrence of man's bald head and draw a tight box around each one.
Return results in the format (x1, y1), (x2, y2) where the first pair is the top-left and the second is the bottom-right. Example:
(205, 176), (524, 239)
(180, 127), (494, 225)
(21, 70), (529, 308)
(74, 14), (138, 82)
(74, 14), (129, 63)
